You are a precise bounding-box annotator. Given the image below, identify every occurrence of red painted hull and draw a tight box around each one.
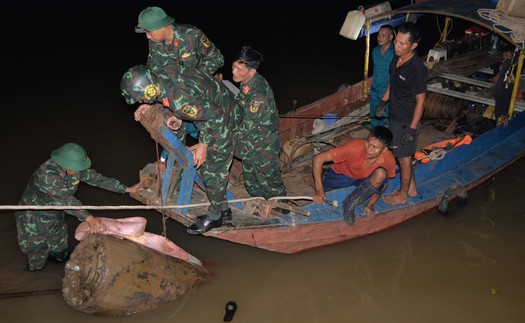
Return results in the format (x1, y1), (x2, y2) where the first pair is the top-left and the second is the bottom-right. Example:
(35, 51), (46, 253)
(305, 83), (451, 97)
(205, 165), (520, 254)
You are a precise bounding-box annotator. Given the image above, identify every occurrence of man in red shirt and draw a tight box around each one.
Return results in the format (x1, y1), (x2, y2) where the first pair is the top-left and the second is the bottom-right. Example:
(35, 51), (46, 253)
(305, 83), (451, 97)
(312, 126), (396, 225)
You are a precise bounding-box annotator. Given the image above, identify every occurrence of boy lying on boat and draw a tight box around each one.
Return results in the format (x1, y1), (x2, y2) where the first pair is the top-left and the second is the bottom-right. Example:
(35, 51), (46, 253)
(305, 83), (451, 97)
(311, 126), (396, 225)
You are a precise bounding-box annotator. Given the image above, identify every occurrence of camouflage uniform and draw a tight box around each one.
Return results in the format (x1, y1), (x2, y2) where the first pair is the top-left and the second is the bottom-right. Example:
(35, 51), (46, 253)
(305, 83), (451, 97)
(147, 23), (224, 142)
(147, 23), (224, 75)
(14, 159), (128, 270)
(156, 65), (237, 220)
(235, 72), (286, 199)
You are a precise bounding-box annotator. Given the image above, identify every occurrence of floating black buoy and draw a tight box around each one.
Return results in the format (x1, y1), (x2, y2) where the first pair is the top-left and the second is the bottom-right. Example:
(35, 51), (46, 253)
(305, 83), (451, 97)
(223, 301), (237, 322)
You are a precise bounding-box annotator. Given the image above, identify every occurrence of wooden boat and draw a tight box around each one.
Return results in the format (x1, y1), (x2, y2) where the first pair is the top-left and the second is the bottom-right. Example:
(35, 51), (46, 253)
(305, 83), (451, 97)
(131, 0), (525, 254)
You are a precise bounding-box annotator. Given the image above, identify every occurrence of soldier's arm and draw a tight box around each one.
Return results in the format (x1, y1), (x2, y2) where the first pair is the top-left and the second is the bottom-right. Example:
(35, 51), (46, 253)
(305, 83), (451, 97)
(41, 185), (91, 221)
(146, 41), (164, 71)
(79, 169), (128, 194)
(193, 30), (224, 75)
(35, 163), (91, 220)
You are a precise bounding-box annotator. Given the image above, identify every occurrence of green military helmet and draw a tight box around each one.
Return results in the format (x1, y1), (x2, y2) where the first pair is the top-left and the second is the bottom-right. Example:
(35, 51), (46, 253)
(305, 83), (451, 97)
(120, 65), (160, 104)
(51, 143), (91, 171)
(135, 7), (175, 33)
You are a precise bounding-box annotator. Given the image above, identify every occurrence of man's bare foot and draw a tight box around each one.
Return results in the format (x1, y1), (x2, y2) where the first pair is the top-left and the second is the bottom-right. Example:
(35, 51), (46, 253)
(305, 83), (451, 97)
(391, 189), (417, 198)
(363, 206), (375, 217)
(382, 194), (407, 205)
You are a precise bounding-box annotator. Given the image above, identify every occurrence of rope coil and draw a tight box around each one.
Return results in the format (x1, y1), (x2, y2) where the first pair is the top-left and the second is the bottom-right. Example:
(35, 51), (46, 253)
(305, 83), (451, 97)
(477, 8), (525, 46)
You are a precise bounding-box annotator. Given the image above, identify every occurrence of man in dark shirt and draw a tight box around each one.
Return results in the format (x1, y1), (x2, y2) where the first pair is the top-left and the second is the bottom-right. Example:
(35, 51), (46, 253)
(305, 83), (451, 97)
(375, 22), (427, 205)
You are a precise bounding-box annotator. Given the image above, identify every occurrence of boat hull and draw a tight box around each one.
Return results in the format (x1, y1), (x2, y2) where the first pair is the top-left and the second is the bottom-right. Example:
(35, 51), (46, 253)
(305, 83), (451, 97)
(206, 111), (525, 254)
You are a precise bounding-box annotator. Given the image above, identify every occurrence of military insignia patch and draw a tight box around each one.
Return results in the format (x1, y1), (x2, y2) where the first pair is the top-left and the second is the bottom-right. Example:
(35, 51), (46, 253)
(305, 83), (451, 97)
(144, 84), (160, 101)
(182, 53), (191, 59)
(243, 85), (250, 94)
(72, 180), (80, 186)
(200, 35), (210, 48)
(249, 100), (260, 113)
(182, 104), (198, 118)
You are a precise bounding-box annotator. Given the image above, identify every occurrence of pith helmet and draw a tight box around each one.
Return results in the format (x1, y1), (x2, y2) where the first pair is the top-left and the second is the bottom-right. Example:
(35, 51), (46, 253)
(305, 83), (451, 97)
(120, 65), (160, 104)
(51, 143), (91, 171)
(135, 7), (174, 33)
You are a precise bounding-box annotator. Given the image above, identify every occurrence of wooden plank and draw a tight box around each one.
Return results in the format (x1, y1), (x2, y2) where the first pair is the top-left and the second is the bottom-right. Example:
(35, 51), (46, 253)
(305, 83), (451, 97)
(435, 73), (494, 88)
(427, 84), (525, 112)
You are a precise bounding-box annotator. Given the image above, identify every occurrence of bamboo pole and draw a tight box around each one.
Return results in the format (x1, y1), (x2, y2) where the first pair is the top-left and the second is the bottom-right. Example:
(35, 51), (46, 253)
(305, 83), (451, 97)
(363, 19), (371, 99)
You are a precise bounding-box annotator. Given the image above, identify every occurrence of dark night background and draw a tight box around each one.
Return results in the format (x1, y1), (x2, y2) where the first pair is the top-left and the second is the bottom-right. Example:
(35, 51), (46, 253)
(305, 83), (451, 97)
(2, 2), (525, 323)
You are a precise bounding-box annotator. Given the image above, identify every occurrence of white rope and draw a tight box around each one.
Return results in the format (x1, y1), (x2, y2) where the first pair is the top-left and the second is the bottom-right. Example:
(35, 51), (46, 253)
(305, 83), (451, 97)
(478, 8), (525, 46)
(0, 196), (315, 211)
(414, 148), (447, 164)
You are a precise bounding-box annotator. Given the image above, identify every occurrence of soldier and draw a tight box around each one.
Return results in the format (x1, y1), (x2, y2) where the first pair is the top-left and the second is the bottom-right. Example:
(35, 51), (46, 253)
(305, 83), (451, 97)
(15, 143), (140, 271)
(231, 46), (286, 200)
(135, 6), (224, 75)
(120, 64), (237, 235)
(135, 6), (225, 150)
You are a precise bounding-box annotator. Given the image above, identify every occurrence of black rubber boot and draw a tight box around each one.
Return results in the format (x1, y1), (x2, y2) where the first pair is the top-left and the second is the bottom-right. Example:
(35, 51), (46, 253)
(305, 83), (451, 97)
(187, 215), (222, 235)
(342, 179), (377, 225)
(195, 208), (232, 224)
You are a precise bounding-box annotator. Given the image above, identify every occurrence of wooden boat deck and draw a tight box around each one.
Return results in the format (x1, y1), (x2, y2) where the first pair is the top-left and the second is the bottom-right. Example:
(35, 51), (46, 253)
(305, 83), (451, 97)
(427, 49), (525, 111)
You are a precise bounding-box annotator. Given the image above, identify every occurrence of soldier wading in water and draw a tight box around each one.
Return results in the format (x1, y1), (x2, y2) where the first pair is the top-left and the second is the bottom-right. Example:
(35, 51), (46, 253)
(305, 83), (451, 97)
(15, 143), (140, 271)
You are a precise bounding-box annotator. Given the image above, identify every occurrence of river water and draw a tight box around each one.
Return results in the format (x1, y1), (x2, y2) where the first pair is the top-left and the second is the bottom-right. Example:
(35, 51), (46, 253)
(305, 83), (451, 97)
(1, 1), (525, 322)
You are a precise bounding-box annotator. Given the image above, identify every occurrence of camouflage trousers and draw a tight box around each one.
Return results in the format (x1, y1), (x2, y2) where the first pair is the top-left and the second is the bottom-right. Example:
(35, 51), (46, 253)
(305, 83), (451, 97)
(236, 140), (286, 200)
(200, 137), (235, 220)
(14, 210), (68, 270)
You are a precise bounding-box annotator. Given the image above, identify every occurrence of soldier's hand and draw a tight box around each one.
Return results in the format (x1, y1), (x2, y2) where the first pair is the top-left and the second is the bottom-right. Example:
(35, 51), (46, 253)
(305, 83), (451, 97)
(189, 143), (207, 169)
(374, 100), (388, 118)
(155, 160), (166, 173)
(126, 183), (142, 194)
(166, 115), (182, 130)
(85, 215), (106, 234)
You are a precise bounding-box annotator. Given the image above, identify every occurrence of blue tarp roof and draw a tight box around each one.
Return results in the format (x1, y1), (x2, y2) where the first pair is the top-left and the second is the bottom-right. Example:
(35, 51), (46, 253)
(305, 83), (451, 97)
(360, 0), (523, 48)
